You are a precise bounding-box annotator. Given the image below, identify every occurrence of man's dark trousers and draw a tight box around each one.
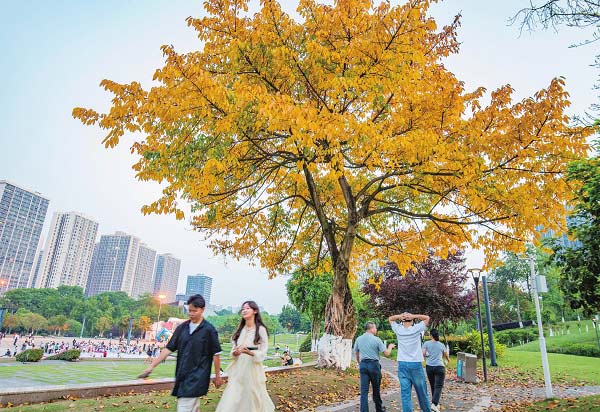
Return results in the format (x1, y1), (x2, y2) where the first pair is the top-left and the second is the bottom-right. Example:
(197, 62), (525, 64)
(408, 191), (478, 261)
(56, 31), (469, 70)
(359, 359), (384, 412)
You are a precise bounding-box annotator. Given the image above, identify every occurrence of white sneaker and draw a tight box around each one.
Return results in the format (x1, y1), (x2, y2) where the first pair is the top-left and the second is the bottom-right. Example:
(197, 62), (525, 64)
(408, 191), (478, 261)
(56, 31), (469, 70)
(431, 404), (441, 412)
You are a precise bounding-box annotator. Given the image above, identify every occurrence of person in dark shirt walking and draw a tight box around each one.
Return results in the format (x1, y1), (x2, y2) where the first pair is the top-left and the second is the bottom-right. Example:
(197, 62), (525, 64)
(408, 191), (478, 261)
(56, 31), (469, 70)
(139, 294), (223, 412)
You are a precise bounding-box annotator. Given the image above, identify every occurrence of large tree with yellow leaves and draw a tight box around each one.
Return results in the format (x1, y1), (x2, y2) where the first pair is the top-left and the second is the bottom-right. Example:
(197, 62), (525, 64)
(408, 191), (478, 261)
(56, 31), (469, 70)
(75, 0), (591, 369)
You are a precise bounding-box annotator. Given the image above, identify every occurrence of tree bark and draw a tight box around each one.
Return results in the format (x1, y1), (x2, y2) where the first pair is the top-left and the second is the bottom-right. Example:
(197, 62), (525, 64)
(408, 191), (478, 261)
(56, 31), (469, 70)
(317, 253), (357, 369)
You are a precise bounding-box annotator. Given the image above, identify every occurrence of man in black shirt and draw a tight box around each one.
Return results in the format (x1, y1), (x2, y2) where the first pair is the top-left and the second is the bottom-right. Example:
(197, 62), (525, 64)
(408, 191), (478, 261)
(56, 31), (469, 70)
(140, 294), (223, 412)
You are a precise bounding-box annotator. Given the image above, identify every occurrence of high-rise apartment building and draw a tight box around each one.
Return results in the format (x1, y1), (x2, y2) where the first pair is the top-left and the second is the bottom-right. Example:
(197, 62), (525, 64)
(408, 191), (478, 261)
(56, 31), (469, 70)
(85, 231), (140, 296)
(185, 274), (213, 304)
(0, 181), (49, 293)
(153, 253), (181, 302)
(36, 212), (99, 289)
(130, 243), (156, 298)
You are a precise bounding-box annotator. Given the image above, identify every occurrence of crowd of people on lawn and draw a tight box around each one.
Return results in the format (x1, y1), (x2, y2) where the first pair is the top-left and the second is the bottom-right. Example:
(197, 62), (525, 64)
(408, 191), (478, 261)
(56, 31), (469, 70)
(0, 332), (165, 359)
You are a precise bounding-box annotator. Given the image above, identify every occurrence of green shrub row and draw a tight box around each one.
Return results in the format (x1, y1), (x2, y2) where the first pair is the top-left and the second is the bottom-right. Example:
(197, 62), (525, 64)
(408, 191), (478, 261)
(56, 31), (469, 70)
(495, 328), (538, 345)
(16, 348), (44, 363)
(376, 330), (506, 358)
(547, 343), (600, 357)
(45, 349), (81, 361)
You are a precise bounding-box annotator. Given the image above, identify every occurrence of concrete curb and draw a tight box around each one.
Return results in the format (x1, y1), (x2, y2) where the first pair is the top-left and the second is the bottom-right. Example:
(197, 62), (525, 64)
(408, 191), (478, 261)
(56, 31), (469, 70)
(0, 362), (317, 406)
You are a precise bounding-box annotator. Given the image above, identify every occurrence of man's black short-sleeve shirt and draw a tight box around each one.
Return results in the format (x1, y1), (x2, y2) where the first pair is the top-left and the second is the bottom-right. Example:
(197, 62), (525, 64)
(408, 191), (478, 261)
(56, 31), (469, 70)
(166, 319), (221, 398)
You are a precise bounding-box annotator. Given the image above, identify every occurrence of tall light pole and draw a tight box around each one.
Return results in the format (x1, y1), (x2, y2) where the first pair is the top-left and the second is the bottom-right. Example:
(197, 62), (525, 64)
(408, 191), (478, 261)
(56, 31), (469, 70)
(481, 273), (498, 366)
(155, 294), (166, 342)
(528, 257), (553, 399)
(468, 268), (487, 382)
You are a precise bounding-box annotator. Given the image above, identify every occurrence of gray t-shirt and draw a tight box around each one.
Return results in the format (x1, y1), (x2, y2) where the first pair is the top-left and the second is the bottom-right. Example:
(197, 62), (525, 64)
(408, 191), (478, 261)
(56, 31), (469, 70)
(353, 333), (386, 361)
(423, 340), (446, 367)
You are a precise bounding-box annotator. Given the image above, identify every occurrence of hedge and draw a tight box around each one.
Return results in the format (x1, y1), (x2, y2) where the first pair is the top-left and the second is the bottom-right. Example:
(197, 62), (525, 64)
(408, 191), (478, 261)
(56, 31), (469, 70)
(547, 343), (600, 357)
(495, 328), (538, 346)
(16, 349), (44, 363)
(46, 349), (81, 361)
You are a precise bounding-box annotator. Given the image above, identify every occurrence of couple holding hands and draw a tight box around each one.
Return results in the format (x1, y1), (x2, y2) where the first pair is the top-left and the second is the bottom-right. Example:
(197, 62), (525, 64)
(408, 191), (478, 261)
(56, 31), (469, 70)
(140, 295), (274, 412)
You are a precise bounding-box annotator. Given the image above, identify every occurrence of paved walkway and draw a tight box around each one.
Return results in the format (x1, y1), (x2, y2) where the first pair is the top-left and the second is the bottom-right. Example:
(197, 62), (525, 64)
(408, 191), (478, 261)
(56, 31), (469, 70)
(312, 358), (600, 412)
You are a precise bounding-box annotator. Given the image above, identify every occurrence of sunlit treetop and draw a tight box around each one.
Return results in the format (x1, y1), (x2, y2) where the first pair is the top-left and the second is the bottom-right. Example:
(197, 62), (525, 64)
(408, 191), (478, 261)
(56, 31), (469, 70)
(74, 0), (592, 277)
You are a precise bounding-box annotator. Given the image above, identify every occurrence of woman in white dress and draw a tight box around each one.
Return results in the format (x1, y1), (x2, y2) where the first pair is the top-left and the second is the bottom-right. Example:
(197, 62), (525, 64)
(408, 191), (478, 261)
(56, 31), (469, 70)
(216, 301), (275, 412)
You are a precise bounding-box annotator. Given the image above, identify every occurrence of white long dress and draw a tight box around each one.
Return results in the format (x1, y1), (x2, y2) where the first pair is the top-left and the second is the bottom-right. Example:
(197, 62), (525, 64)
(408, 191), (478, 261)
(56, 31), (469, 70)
(216, 325), (275, 412)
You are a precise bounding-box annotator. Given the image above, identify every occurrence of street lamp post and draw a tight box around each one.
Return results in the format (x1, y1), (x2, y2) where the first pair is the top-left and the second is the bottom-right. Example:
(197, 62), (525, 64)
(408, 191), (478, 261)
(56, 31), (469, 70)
(481, 273), (498, 367)
(528, 257), (553, 399)
(155, 294), (166, 342)
(468, 268), (487, 382)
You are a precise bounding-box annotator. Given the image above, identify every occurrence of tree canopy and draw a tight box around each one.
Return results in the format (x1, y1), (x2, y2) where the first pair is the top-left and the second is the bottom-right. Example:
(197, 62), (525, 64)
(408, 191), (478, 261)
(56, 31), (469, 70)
(74, 0), (591, 363)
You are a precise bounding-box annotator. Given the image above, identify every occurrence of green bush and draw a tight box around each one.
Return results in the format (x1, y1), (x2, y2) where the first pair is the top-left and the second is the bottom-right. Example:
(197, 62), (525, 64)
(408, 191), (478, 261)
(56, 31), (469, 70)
(377, 330), (397, 343)
(462, 331), (506, 359)
(496, 328), (538, 345)
(549, 343), (600, 357)
(441, 335), (469, 355)
(46, 349), (81, 361)
(16, 349), (44, 363)
(299, 334), (312, 352)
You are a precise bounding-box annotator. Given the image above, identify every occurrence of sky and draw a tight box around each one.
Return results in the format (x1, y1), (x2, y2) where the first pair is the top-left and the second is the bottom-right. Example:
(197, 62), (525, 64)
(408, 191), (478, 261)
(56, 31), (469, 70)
(1, 1), (597, 314)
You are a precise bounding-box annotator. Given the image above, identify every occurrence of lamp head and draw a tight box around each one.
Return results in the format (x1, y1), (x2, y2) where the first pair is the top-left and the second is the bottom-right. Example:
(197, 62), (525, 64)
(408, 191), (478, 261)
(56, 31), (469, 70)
(468, 268), (482, 282)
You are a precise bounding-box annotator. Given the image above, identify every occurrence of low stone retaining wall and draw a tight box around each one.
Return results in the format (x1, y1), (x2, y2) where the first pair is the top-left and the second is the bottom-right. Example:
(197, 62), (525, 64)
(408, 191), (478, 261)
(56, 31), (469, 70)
(0, 363), (315, 406)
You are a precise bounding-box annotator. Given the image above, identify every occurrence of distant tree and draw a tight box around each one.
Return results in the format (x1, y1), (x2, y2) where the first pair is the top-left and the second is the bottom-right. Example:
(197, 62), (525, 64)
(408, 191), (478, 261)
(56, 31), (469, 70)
(287, 269), (332, 350)
(363, 251), (475, 327)
(279, 305), (302, 333)
(2, 313), (19, 333)
(95, 316), (113, 337)
(550, 149), (600, 315)
(137, 315), (153, 337)
(489, 252), (532, 324)
(66, 319), (82, 337)
(47, 315), (70, 336)
(19, 312), (47, 335)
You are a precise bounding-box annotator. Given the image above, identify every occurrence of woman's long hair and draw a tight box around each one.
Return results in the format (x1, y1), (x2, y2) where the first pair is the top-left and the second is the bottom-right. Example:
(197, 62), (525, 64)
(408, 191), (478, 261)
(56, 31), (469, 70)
(232, 300), (269, 345)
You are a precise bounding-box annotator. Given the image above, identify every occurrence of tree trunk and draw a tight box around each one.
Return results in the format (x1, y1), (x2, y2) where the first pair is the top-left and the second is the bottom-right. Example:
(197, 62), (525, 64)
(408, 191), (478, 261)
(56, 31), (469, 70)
(317, 257), (356, 370)
(310, 319), (320, 352)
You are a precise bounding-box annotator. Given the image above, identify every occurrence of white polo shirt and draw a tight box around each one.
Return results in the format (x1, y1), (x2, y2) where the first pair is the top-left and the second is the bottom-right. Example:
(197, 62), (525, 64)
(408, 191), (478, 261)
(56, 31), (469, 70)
(391, 321), (426, 362)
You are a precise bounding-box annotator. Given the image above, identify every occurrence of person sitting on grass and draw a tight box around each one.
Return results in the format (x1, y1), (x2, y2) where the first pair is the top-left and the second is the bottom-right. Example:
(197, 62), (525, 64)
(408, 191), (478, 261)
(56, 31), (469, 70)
(280, 350), (293, 366)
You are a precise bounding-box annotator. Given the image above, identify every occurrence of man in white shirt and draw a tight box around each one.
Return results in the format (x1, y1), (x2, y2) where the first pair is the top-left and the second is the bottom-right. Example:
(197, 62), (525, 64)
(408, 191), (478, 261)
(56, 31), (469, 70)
(389, 312), (431, 412)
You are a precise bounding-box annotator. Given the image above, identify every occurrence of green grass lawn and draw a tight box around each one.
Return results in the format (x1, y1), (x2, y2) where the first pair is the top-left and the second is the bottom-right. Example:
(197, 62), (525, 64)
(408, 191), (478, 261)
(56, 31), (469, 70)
(486, 348), (600, 386)
(0, 339), (317, 388)
(0, 359), (176, 386)
(511, 325), (600, 353)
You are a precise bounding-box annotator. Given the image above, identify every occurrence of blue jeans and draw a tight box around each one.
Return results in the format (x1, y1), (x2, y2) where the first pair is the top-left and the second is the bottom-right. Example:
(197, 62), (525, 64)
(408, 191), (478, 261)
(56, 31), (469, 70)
(359, 360), (384, 412)
(398, 362), (431, 412)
